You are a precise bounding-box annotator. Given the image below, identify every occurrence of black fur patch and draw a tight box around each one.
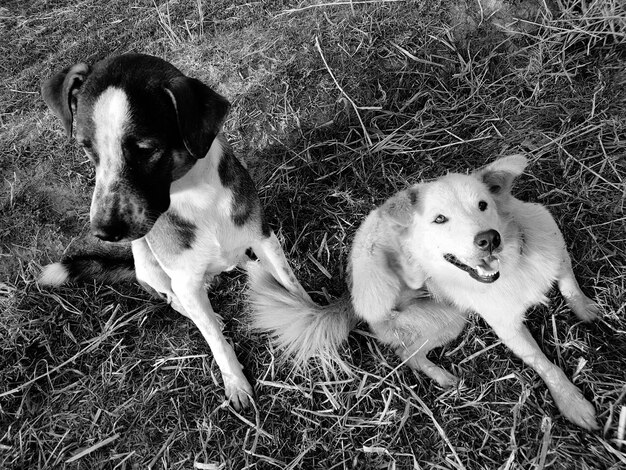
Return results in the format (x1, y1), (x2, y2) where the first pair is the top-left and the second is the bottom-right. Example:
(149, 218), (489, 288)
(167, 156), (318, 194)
(164, 76), (229, 159)
(245, 248), (258, 260)
(63, 253), (135, 284)
(164, 212), (196, 249)
(217, 140), (261, 228)
(73, 54), (213, 239)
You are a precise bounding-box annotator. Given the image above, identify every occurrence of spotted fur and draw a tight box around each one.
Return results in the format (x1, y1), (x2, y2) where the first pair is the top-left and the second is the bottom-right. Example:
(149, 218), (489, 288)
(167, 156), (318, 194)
(39, 53), (308, 410)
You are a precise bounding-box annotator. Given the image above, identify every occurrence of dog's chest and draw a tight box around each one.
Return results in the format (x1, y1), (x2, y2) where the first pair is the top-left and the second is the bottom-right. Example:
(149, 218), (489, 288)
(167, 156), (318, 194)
(146, 186), (251, 273)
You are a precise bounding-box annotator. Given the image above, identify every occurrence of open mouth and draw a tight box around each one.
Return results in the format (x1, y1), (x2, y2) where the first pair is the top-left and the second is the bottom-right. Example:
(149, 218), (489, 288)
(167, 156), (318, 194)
(443, 254), (500, 283)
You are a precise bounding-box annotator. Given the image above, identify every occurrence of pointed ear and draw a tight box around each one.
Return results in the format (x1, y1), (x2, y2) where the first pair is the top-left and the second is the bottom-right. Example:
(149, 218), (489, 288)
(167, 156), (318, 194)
(381, 186), (420, 227)
(474, 154), (528, 196)
(164, 76), (230, 159)
(41, 63), (91, 138)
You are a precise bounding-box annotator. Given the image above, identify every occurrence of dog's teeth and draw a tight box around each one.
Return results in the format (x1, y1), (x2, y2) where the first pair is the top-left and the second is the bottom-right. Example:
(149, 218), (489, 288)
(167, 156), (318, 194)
(476, 257), (500, 276)
(475, 264), (498, 277)
(476, 265), (490, 277)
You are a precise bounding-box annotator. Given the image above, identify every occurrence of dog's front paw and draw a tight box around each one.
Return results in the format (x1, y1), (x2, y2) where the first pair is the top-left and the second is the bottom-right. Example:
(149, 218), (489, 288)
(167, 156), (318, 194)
(432, 368), (459, 388)
(552, 384), (599, 431)
(224, 374), (253, 410)
(415, 362), (458, 387)
(569, 295), (601, 323)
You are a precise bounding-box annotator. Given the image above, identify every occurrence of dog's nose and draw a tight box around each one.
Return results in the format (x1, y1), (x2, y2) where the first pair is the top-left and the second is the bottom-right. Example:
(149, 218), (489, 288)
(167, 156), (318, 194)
(92, 220), (128, 242)
(474, 229), (501, 252)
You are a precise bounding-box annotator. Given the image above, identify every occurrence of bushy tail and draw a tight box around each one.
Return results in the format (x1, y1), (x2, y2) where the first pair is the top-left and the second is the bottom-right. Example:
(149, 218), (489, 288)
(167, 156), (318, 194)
(246, 261), (356, 367)
(39, 249), (135, 287)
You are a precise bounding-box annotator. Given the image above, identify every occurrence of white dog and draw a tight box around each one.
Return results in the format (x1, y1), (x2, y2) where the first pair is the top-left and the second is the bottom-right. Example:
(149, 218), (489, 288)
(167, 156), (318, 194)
(248, 155), (600, 430)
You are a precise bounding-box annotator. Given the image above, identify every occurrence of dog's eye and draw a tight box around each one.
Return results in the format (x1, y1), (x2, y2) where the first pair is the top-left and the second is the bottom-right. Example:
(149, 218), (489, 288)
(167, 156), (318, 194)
(125, 139), (156, 161)
(79, 140), (92, 150)
(135, 146), (155, 159)
(479, 201), (488, 211)
(433, 215), (448, 224)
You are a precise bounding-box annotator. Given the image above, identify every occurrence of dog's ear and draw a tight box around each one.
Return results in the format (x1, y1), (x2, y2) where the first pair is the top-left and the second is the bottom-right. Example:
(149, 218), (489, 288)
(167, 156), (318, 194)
(383, 249), (425, 290)
(475, 154), (528, 196)
(164, 76), (230, 159)
(381, 186), (420, 227)
(41, 63), (91, 139)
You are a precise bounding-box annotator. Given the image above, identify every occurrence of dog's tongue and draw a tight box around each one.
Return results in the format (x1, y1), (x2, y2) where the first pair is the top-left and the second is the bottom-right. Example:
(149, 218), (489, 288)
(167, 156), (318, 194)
(475, 256), (500, 276)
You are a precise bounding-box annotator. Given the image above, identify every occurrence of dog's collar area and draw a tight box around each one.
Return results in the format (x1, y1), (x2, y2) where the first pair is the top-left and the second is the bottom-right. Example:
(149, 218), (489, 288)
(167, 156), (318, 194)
(443, 253), (500, 283)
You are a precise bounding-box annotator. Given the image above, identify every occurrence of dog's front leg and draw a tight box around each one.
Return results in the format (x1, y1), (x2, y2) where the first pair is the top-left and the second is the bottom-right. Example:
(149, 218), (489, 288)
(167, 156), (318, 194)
(170, 276), (253, 409)
(485, 317), (598, 430)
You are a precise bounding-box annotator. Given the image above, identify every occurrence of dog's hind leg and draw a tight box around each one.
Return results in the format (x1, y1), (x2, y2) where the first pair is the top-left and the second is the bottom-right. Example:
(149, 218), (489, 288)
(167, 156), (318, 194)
(399, 344), (459, 387)
(371, 299), (468, 387)
(557, 246), (600, 322)
(251, 232), (311, 300)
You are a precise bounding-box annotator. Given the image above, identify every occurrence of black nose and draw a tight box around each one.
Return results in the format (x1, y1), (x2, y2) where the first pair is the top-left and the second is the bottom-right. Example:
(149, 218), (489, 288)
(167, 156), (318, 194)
(474, 229), (501, 252)
(92, 220), (128, 242)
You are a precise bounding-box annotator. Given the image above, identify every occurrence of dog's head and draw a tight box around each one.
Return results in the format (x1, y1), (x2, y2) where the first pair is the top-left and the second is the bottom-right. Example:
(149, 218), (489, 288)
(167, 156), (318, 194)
(383, 155), (528, 284)
(41, 53), (230, 242)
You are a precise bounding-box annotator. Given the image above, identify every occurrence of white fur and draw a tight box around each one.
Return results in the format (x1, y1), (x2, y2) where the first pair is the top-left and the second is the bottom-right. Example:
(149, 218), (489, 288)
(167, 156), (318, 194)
(90, 87), (130, 222)
(92, 87), (129, 170)
(247, 261), (354, 368)
(38, 262), (69, 286)
(368, 158), (599, 429)
(481, 153), (528, 177)
(250, 155), (601, 429)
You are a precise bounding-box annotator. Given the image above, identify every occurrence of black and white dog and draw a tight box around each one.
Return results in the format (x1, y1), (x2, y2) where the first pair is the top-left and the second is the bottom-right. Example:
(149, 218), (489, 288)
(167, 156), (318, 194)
(39, 53), (309, 408)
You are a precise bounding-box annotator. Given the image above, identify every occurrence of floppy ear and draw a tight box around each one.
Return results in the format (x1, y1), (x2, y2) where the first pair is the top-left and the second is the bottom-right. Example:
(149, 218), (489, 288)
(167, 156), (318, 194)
(475, 154), (528, 196)
(41, 63), (91, 138)
(164, 76), (230, 159)
(381, 186), (420, 227)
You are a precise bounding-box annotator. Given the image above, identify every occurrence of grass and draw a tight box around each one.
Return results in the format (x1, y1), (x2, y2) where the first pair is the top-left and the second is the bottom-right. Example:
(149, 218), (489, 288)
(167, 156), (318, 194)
(1, 0), (625, 468)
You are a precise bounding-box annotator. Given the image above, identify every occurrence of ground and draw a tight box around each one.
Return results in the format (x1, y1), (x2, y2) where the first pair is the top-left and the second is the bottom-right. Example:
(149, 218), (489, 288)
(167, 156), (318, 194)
(0, 0), (625, 469)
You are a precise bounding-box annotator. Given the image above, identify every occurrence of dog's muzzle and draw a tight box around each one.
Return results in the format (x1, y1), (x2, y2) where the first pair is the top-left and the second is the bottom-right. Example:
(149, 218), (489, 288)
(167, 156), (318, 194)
(444, 253), (500, 283)
(91, 216), (130, 242)
(91, 196), (155, 242)
(474, 229), (501, 253)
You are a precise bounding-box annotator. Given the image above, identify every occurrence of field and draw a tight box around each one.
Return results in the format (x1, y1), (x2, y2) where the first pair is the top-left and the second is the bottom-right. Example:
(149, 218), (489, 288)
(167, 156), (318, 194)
(1, 0), (625, 468)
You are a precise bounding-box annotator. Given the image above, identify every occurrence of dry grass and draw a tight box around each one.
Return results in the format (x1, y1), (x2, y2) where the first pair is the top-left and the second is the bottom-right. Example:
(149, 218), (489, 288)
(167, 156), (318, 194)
(1, 0), (625, 468)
